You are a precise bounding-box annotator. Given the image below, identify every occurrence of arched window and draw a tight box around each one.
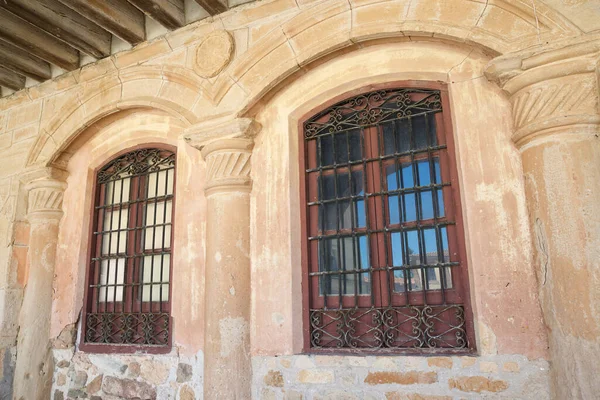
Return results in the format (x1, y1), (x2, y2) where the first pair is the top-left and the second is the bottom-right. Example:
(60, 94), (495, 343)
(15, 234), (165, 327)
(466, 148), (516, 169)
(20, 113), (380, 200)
(300, 84), (474, 353)
(81, 147), (176, 353)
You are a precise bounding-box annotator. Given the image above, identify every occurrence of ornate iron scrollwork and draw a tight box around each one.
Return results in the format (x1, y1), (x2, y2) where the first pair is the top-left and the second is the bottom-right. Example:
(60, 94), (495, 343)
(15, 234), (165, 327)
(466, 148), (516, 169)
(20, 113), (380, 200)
(310, 305), (467, 350)
(304, 88), (442, 138)
(98, 148), (175, 183)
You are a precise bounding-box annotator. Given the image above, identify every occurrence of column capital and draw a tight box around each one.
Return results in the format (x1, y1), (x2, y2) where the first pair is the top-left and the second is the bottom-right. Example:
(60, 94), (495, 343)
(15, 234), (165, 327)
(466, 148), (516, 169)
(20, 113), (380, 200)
(183, 117), (261, 196)
(485, 36), (600, 148)
(21, 168), (68, 223)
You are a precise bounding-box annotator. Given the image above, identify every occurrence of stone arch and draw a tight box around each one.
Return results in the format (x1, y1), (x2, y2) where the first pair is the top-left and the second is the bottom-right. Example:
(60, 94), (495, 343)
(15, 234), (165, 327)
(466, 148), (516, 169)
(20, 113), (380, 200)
(26, 65), (204, 168)
(214, 0), (580, 115)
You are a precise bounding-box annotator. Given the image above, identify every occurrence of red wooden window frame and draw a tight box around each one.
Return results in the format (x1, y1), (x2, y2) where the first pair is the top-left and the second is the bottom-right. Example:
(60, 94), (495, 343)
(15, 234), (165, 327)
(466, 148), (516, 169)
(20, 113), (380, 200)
(299, 81), (476, 354)
(80, 144), (176, 354)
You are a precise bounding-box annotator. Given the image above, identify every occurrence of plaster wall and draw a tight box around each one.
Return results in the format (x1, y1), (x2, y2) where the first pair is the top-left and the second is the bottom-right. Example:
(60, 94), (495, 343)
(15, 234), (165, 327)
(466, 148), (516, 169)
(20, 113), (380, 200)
(0, 0), (596, 398)
(522, 134), (600, 400)
(49, 109), (207, 398)
(248, 40), (549, 399)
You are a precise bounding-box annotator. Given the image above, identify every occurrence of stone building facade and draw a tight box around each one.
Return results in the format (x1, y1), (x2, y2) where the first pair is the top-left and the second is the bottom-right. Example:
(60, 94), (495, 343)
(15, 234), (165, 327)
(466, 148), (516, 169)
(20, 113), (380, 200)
(0, 0), (599, 399)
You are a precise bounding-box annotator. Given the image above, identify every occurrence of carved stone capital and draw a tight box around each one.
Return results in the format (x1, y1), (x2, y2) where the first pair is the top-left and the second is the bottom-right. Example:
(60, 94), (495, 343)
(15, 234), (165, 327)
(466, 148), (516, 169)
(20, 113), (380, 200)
(183, 118), (261, 196)
(485, 37), (600, 147)
(25, 177), (67, 223)
(20, 167), (68, 222)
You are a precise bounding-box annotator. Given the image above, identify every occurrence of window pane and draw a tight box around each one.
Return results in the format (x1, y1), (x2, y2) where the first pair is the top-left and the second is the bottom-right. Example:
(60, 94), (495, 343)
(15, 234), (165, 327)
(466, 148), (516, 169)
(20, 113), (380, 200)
(441, 227), (452, 289)
(147, 169), (174, 198)
(101, 209), (129, 255)
(412, 115), (428, 150)
(98, 258), (125, 302)
(396, 119), (411, 153)
(319, 237), (370, 295)
(423, 228), (439, 289)
(348, 130), (362, 161)
(144, 200), (173, 250)
(406, 230), (422, 291)
(141, 254), (170, 302)
(383, 121), (395, 155)
(319, 135), (334, 167)
(334, 133), (348, 164)
(420, 190), (434, 220)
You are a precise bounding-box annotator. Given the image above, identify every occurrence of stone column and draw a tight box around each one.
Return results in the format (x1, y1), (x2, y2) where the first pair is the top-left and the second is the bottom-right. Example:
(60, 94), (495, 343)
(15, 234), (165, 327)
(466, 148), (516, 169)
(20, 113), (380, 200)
(13, 171), (67, 400)
(486, 39), (600, 399)
(184, 118), (261, 400)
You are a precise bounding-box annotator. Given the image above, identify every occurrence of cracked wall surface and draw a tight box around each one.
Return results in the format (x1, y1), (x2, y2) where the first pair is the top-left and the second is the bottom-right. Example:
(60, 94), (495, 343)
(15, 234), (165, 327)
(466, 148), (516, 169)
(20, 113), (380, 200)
(0, 0), (597, 398)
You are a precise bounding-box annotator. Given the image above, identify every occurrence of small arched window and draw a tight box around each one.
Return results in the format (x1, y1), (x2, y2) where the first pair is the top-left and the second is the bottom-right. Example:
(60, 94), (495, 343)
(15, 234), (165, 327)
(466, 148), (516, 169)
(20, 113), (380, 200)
(81, 147), (176, 353)
(300, 84), (474, 353)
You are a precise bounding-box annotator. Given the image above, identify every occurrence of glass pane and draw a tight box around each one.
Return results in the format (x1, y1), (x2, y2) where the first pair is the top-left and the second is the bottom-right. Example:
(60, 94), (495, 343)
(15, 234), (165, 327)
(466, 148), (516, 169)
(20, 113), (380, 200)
(144, 201), (173, 250)
(386, 165), (398, 191)
(383, 121), (395, 155)
(354, 199), (366, 228)
(420, 190), (434, 220)
(388, 195), (400, 225)
(391, 232), (406, 292)
(335, 133), (349, 164)
(339, 200), (352, 229)
(412, 115), (428, 150)
(428, 113), (438, 146)
(98, 258), (125, 302)
(319, 237), (370, 295)
(423, 228), (439, 289)
(396, 119), (411, 153)
(417, 160), (431, 186)
(404, 193), (416, 222)
(319, 175), (336, 200)
(406, 230), (423, 291)
(141, 254), (170, 302)
(348, 130), (362, 161)
(441, 227), (452, 289)
(101, 209), (129, 255)
(401, 164), (414, 188)
(322, 203), (337, 231)
(147, 169), (174, 198)
(105, 178), (131, 205)
(319, 135), (334, 167)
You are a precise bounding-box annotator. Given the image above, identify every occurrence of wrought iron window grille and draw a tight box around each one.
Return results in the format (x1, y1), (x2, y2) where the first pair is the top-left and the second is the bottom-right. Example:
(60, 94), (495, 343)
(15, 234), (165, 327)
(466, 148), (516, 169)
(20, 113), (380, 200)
(82, 147), (176, 352)
(302, 86), (473, 352)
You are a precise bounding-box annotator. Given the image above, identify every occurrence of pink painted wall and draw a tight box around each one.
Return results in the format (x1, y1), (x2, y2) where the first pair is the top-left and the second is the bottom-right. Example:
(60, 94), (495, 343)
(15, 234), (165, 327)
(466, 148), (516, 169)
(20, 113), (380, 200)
(52, 109), (206, 355)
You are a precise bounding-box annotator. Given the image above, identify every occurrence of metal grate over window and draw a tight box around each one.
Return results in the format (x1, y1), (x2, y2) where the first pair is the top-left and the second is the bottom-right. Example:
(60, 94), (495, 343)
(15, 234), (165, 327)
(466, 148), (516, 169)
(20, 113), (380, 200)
(82, 147), (175, 351)
(302, 86), (473, 352)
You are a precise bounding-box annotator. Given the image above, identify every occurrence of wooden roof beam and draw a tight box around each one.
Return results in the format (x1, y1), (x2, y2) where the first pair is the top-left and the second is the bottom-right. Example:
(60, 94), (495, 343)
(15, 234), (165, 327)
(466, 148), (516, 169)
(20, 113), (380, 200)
(128, 0), (185, 31)
(0, 39), (52, 81)
(193, 0), (227, 16)
(0, 8), (80, 71)
(0, 0), (112, 59)
(57, 0), (146, 45)
(0, 66), (26, 91)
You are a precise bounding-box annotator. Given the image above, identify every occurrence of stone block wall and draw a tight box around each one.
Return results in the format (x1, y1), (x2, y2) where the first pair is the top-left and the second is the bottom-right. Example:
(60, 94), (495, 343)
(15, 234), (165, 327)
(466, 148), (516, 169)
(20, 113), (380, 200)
(252, 355), (549, 400)
(51, 349), (203, 400)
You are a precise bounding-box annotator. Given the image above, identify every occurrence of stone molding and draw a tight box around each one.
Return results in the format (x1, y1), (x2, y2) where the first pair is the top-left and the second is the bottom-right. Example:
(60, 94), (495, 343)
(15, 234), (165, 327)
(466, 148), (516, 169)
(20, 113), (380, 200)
(183, 118), (261, 195)
(26, 179), (67, 222)
(193, 30), (235, 78)
(486, 37), (600, 147)
(22, 168), (68, 222)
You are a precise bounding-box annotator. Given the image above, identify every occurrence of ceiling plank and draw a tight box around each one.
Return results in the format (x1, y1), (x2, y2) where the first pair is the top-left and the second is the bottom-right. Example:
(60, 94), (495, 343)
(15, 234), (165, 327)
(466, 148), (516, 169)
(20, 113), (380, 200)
(193, 0), (227, 16)
(0, 0), (112, 59)
(0, 39), (51, 81)
(0, 66), (26, 91)
(57, 0), (146, 45)
(128, 0), (185, 31)
(0, 8), (79, 71)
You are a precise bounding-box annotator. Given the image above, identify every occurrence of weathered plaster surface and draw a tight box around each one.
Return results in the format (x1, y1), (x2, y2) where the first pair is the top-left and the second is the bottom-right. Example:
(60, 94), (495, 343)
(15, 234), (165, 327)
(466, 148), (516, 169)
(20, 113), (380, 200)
(249, 41), (548, 360)
(0, 0), (595, 398)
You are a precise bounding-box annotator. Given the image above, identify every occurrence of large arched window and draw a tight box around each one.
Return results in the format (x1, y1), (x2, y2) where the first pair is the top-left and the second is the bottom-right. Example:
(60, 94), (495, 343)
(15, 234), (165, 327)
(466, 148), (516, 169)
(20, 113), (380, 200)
(81, 147), (176, 353)
(300, 83), (474, 353)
